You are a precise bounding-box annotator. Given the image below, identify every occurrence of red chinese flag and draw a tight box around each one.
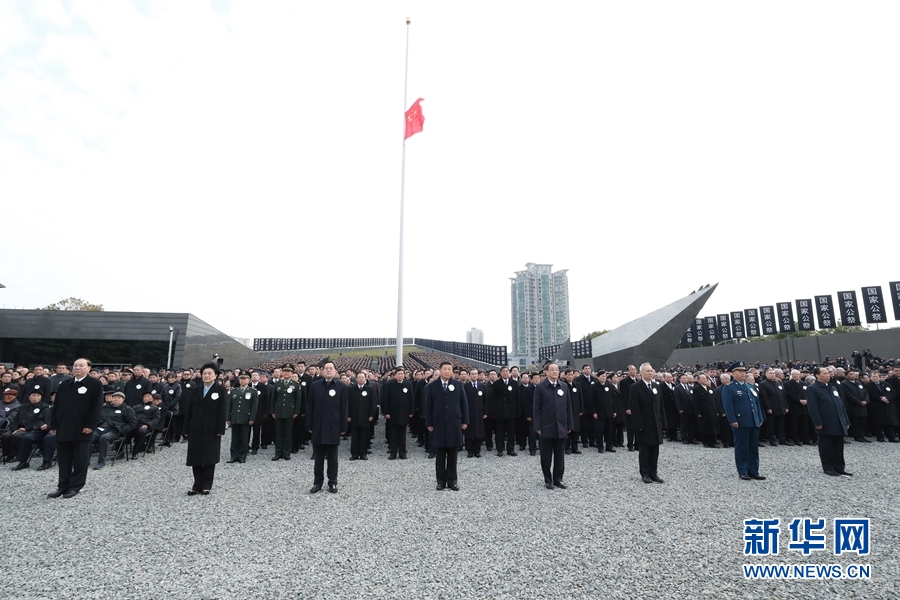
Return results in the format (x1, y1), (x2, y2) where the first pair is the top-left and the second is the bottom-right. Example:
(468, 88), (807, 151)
(404, 98), (425, 139)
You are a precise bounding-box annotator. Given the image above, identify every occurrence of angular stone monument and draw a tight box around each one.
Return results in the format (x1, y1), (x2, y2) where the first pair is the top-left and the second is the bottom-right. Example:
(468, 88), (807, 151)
(553, 284), (717, 371)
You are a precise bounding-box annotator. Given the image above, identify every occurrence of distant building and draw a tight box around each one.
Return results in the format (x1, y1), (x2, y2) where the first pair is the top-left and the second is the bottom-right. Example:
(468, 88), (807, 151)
(510, 263), (570, 362)
(466, 327), (484, 345)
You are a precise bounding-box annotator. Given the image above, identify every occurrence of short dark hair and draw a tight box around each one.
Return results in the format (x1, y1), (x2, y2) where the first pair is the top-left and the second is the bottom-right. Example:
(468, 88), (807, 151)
(200, 362), (220, 376)
(812, 366), (827, 376)
(439, 361), (452, 369)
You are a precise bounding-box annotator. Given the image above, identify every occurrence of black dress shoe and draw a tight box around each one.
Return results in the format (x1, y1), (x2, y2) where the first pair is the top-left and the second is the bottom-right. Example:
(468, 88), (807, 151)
(436, 483), (446, 491)
(739, 475), (752, 480)
(448, 482), (459, 491)
(565, 448), (572, 455)
(36, 462), (52, 471)
(783, 440), (795, 446)
(251, 449), (258, 455)
(349, 455), (358, 461)
(837, 470), (853, 476)
(749, 475), (766, 480)
(650, 475), (664, 484)
(606, 448), (616, 453)
(497, 451), (504, 457)
(428, 453), (435, 459)
(642, 475), (652, 483)
(545, 482), (554, 489)
(508, 451), (518, 457)
(12, 462), (29, 471)
(226, 458), (239, 464)
(628, 447), (636, 452)
(187, 490), (199, 496)
(92, 462), (105, 471)
(388, 455), (396, 460)
(553, 481), (567, 489)
(47, 489), (65, 499)
(271, 455), (281, 461)
(824, 469), (841, 476)
(328, 484), (338, 494)
(283, 455), (291, 461)
(571, 449), (581, 454)
(63, 490), (79, 499)
(360, 455), (368, 460)
(529, 451), (536, 456)
(200, 490), (210, 495)
(309, 484), (323, 494)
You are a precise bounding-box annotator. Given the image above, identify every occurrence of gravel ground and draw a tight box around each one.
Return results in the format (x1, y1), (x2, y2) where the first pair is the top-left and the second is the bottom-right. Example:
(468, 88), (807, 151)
(0, 430), (896, 600)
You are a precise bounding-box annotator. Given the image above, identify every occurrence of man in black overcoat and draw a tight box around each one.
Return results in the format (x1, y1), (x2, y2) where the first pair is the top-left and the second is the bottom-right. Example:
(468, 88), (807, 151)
(533, 364), (574, 490)
(490, 366), (520, 456)
(674, 373), (696, 445)
(629, 363), (667, 484)
(463, 368), (486, 457)
(840, 370), (870, 442)
(306, 361), (348, 493)
(48, 358), (104, 499)
(347, 372), (377, 460)
(382, 370), (414, 460)
(423, 362), (469, 490)
(807, 367), (851, 476)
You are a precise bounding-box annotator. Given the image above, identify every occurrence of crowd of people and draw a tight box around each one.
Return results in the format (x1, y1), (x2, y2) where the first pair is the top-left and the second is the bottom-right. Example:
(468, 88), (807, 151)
(2, 346), (897, 496)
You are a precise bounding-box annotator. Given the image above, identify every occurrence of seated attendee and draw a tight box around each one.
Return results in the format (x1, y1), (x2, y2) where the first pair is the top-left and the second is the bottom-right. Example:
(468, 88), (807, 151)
(92, 392), (136, 470)
(7, 391), (50, 470)
(132, 391), (161, 457)
(1, 388), (22, 443)
(149, 392), (171, 450)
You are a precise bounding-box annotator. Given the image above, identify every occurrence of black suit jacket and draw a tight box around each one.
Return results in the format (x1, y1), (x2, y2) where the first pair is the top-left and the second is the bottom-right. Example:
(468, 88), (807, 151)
(50, 376), (104, 442)
(629, 380), (667, 445)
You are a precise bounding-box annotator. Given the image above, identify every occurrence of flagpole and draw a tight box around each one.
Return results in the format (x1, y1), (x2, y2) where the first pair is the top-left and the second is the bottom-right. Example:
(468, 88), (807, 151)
(396, 17), (410, 368)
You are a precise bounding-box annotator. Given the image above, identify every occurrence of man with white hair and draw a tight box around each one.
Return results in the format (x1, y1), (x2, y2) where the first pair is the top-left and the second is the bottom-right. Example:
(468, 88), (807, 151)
(629, 363), (666, 484)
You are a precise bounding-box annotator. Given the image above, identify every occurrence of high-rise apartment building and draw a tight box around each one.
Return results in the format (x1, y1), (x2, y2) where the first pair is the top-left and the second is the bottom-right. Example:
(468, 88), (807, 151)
(510, 263), (570, 360)
(466, 327), (484, 345)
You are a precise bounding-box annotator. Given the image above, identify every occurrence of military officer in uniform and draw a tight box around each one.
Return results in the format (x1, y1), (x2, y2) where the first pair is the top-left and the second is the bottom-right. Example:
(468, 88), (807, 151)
(720, 361), (766, 481)
(271, 364), (302, 461)
(226, 373), (258, 463)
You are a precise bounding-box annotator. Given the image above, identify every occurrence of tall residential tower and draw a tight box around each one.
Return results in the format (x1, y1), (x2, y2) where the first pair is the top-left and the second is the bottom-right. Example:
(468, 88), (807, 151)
(510, 263), (570, 362)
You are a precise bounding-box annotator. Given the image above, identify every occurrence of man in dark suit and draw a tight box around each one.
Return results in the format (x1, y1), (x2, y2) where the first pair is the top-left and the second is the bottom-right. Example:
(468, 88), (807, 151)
(533, 363), (574, 490)
(306, 361), (348, 493)
(382, 369), (414, 460)
(674, 373), (696, 444)
(578, 365), (596, 448)
(250, 371), (274, 454)
(48, 358), (104, 499)
(840, 370), (870, 442)
(490, 367), (520, 456)
(807, 367), (852, 476)
(19, 365), (52, 404)
(629, 363), (666, 484)
(423, 362), (469, 491)
(759, 368), (790, 445)
(590, 371), (616, 453)
(783, 369), (810, 445)
(619, 365), (639, 450)
(347, 372), (377, 460)
(463, 368), (486, 458)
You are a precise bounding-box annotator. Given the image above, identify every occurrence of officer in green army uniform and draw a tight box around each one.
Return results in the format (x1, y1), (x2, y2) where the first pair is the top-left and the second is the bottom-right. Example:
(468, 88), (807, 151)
(271, 364), (302, 461)
(227, 373), (258, 463)
(112, 370), (128, 393)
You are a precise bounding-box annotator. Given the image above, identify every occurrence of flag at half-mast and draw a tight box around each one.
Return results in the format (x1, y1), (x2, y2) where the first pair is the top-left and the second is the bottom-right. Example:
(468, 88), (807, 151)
(404, 98), (424, 139)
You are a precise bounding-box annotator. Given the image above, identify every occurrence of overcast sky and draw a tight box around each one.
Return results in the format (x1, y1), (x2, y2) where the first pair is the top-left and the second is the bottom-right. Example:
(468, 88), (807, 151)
(2, 1), (898, 348)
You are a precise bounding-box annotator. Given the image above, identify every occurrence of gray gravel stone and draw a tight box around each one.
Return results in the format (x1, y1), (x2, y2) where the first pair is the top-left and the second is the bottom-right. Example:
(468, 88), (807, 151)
(0, 432), (896, 598)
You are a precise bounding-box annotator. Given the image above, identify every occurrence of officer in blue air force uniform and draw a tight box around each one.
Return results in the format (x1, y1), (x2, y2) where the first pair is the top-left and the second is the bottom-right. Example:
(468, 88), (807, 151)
(720, 361), (766, 481)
